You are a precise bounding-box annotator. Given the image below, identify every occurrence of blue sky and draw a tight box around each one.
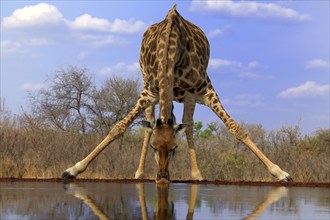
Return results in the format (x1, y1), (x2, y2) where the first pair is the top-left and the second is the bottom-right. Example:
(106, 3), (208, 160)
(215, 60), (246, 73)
(1, 1), (329, 134)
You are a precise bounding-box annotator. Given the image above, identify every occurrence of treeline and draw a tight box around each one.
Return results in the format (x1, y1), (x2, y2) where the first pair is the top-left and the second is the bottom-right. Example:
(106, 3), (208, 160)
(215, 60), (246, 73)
(25, 66), (142, 136)
(0, 66), (329, 182)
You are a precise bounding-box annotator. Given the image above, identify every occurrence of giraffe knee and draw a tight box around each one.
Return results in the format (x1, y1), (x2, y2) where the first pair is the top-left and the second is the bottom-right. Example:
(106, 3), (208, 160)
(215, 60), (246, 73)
(230, 124), (247, 141)
(110, 122), (127, 138)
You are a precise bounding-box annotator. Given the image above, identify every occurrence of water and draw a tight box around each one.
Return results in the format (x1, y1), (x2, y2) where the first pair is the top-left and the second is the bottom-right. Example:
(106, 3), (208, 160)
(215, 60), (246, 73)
(0, 182), (329, 219)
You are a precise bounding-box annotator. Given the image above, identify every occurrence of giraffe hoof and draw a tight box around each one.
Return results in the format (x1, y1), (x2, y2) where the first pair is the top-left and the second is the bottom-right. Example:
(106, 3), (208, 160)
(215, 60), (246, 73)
(280, 175), (293, 182)
(191, 170), (203, 181)
(135, 170), (144, 179)
(62, 171), (76, 179)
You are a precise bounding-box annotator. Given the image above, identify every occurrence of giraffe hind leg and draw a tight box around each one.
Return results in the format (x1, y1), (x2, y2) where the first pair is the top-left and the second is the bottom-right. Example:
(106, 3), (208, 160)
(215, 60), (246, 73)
(202, 87), (293, 182)
(183, 97), (203, 181)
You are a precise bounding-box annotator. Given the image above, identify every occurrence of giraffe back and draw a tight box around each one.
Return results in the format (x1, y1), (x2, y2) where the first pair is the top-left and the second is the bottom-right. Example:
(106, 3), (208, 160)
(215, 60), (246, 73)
(139, 5), (211, 119)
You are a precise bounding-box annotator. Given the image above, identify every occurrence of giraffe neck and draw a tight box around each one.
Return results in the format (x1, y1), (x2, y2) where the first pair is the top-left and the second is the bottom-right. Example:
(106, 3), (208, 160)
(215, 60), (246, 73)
(158, 5), (179, 123)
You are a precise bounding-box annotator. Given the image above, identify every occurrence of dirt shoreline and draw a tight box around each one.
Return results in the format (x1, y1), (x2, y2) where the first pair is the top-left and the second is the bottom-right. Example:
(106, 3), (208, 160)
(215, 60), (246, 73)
(0, 178), (329, 187)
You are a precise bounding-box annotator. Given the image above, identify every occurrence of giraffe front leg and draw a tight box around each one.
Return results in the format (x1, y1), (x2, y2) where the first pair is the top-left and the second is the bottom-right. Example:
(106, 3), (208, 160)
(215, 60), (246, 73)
(242, 138), (293, 182)
(202, 88), (293, 182)
(135, 105), (155, 179)
(62, 120), (129, 178)
(189, 148), (203, 180)
(62, 94), (153, 178)
(62, 162), (86, 178)
(183, 98), (203, 181)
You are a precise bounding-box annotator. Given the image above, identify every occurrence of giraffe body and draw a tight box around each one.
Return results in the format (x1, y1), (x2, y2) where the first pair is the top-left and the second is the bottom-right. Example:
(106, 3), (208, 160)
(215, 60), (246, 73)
(63, 5), (292, 183)
(139, 5), (211, 117)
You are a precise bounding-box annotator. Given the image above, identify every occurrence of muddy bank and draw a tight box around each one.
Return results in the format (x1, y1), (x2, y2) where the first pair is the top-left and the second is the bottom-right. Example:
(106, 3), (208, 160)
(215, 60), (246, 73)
(0, 178), (329, 187)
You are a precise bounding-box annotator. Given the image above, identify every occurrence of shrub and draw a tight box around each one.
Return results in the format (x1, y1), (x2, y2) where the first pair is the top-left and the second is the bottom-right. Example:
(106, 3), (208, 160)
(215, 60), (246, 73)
(0, 111), (329, 182)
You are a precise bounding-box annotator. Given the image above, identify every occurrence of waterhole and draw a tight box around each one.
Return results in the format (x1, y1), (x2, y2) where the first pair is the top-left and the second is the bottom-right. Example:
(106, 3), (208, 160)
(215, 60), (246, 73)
(0, 181), (329, 219)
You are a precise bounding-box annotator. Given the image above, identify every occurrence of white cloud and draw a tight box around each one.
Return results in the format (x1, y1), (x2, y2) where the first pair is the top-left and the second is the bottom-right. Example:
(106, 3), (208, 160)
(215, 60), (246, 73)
(110, 18), (146, 33)
(126, 62), (140, 73)
(21, 83), (44, 91)
(75, 33), (129, 47)
(2, 3), (146, 54)
(77, 51), (88, 60)
(96, 35), (129, 47)
(247, 61), (259, 68)
(223, 93), (264, 107)
(189, 0), (310, 22)
(91, 35), (116, 47)
(208, 29), (223, 38)
(23, 38), (52, 46)
(239, 71), (274, 80)
(100, 62), (140, 76)
(68, 14), (146, 33)
(3, 3), (146, 34)
(1, 40), (22, 53)
(278, 81), (330, 98)
(208, 58), (272, 80)
(209, 59), (261, 70)
(239, 72), (261, 79)
(1, 38), (50, 53)
(305, 59), (330, 69)
(208, 58), (242, 69)
(1, 38), (51, 57)
(208, 25), (231, 38)
(69, 14), (111, 32)
(100, 67), (112, 75)
(2, 3), (63, 29)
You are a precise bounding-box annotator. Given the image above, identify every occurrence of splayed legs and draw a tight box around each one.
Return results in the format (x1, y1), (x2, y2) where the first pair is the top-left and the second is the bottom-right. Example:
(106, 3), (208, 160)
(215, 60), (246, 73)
(202, 87), (292, 182)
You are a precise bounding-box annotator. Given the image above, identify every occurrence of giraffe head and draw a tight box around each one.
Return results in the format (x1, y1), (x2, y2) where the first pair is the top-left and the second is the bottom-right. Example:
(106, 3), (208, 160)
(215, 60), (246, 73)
(143, 118), (186, 183)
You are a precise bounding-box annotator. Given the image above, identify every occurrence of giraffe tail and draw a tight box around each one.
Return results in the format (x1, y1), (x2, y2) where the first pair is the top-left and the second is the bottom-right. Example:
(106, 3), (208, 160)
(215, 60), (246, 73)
(158, 6), (180, 121)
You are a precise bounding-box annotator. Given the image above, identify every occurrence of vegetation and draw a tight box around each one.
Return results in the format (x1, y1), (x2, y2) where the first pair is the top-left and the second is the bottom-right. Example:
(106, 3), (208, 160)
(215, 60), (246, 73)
(0, 66), (329, 182)
(26, 66), (142, 135)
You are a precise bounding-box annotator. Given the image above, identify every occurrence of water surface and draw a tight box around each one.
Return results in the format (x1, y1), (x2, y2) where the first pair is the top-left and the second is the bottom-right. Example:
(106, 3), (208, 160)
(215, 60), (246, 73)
(0, 182), (329, 219)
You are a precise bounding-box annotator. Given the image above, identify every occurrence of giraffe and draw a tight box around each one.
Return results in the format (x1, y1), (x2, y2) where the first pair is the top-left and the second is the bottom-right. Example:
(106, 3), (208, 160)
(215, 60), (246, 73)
(62, 5), (293, 183)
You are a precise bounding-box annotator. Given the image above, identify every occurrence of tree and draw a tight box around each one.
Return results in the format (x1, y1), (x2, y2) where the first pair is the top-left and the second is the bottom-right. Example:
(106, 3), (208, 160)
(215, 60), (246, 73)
(193, 121), (217, 139)
(88, 75), (142, 135)
(29, 66), (93, 133)
(194, 121), (203, 137)
(0, 98), (11, 126)
(28, 66), (142, 135)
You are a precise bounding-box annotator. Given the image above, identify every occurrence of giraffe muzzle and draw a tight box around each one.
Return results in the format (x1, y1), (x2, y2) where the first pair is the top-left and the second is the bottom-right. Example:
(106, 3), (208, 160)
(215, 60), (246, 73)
(156, 171), (170, 183)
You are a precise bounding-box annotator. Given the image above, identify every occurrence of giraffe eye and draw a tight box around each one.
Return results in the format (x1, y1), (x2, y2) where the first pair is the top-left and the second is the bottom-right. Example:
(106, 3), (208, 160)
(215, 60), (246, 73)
(150, 144), (157, 151)
(170, 145), (178, 152)
(169, 145), (178, 157)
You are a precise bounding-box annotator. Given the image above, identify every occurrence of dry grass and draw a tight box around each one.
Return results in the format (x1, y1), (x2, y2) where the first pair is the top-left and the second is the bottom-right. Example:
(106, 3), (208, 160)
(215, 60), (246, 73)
(0, 115), (329, 182)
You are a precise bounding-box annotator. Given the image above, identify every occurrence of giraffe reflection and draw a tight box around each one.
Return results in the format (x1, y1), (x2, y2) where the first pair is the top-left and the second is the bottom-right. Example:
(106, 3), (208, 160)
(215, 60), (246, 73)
(64, 183), (110, 220)
(244, 187), (288, 220)
(136, 183), (198, 220)
(153, 184), (174, 220)
(64, 183), (287, 220)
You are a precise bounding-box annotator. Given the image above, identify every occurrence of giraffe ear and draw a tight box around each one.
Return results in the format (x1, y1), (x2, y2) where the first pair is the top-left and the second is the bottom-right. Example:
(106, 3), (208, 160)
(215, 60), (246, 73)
(141, 120), (153, 131)
(174, 123), (187, 133)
